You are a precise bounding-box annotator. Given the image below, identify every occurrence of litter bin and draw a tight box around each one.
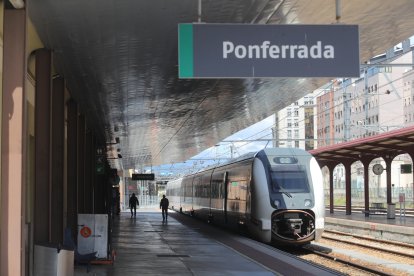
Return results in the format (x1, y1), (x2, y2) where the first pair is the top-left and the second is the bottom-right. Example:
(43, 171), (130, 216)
(387, 203), (396, 219)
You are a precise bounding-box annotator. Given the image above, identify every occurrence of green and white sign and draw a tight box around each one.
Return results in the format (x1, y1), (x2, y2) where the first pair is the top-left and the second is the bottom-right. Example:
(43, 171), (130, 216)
(178, 23), (359, 78)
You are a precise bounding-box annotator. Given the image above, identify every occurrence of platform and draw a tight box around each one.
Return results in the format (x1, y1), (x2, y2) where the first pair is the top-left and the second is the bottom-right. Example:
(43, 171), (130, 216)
(325, 210), (414, 244)
(74, 209), (339, 275)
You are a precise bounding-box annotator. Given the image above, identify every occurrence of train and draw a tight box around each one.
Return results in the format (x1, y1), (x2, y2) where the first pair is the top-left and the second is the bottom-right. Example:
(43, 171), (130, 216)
(166, 148), (325, 245)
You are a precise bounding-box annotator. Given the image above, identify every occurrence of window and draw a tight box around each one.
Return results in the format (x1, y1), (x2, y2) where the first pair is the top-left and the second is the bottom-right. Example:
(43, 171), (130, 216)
(294, 109), (299, 116)
(270, 170), (310, 193)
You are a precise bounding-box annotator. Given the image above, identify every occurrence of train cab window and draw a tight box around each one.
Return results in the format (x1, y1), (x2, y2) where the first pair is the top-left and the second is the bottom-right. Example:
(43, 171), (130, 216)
(270, 171), (309, 193)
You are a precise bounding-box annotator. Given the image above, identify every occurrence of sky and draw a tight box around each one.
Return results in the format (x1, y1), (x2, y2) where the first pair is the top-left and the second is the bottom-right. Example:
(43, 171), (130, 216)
(148, 114), (275, 177)
(149, 35), (414, 177)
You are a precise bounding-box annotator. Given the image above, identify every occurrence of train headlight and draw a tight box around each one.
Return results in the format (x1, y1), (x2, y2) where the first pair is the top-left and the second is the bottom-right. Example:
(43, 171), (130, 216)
(274, 199), (281, 208)
(304, 199), (312, 207)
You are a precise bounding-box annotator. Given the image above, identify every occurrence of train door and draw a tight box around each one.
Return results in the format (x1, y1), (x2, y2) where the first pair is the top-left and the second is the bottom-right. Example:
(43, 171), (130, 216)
(183, 177), (193, 214)
(192, 176), (201, 215)
(208, 170), (214, 220)
(223, 171), (228, 223)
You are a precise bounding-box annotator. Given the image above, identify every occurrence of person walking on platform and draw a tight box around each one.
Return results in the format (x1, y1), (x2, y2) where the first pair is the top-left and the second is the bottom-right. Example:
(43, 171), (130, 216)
(160, 195), (169, 221)
(129, 193), (139, 217)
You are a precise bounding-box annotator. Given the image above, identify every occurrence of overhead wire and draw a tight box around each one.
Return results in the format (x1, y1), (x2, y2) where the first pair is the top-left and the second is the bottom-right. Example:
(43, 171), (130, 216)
(211, 65), (414, 161)
(165, 48), (414, 170)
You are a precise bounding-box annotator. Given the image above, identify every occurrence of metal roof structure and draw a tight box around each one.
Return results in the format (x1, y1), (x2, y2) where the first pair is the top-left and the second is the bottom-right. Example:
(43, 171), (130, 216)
(27, 0), (414, 169)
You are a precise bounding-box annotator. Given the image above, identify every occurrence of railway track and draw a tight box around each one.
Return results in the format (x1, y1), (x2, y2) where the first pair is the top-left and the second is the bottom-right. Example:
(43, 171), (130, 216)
(329, 207), (414, 217)
(301, 245), (392, 276)
(322, 229), (414, 258)
(291, 229), (414, 276)
(172, 211), (413, 276)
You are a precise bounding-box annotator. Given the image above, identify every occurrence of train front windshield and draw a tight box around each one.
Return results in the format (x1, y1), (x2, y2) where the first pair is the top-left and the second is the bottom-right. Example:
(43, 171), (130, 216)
(270, 171), (310, 193)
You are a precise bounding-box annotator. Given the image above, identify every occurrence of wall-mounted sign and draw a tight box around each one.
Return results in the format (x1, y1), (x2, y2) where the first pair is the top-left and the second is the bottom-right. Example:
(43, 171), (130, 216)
(401, 164), (412, 174)
(132, 173), (155, 181)
(179, 24), (359, 78)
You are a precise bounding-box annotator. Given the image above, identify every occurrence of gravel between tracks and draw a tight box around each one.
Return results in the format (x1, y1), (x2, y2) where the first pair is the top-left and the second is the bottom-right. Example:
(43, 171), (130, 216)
(304, 232), (414, 276)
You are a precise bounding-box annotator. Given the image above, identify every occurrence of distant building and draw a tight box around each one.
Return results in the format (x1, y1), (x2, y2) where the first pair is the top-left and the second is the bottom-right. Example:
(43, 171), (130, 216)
(273, 92), (316, 150)
(316, 84), (336, 147)
(314, 39), (414, 202)
(403, 68), (414, 126)
(274, 39), (414, 152)
(316, 39), (414, 148)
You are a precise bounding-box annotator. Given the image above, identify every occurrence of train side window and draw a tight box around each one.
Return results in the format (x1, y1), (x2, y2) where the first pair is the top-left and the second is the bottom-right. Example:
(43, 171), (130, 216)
(227, 179), (247, 201)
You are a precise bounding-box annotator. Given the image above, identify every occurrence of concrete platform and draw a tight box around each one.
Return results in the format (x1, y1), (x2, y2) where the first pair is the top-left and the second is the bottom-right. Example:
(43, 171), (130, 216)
(325, 210), (414, 244)
(75, 209), (339, 275)
(75, 210), (276, 275)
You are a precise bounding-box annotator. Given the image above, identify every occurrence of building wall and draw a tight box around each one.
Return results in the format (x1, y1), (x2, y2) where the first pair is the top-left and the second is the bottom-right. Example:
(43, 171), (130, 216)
(318, 44), (413, 144)
(316, 89), (335, 147)
(274, 93), (316, 150)
(317, 40), (414, 198)
(403, 69), (414, 126)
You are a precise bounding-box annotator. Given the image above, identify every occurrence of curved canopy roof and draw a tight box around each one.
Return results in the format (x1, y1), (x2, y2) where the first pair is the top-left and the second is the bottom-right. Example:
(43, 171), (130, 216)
(28, 0), (414, 169)
(310, 126), (414, 167)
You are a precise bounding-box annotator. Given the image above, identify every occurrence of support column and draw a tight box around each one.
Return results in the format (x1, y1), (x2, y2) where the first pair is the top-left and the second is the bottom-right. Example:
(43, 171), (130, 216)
(407, 152), (414, 204)
(94, 148), (107, 214)
(34, 49), (52, 244)
(1, 7), (26, 276)
(384, 157), (393, 204)
(361, 159), (371, 217)
(323, 162), (338, 214)
(67, 100), (78, 236)
(329, 167), (334, 213)
(51, 77), (65, 244)
(344, 161), (353, 215)
(84, 129), (93, 213)
(77, 115), (86, 213)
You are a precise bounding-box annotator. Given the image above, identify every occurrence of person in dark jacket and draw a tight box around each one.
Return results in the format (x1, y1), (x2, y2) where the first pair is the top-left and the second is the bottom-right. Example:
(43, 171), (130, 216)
(160, 195), (169, 221)
(129, 193), (139, 217)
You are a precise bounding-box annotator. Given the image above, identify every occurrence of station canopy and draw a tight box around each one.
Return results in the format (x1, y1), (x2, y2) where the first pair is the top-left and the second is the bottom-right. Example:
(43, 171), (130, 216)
(28, 0), (414, 169)
(310, 126), (414, 166)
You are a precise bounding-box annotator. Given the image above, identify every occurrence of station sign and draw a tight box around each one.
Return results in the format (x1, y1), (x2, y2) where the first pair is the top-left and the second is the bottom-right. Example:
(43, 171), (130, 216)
(178, 24), (359, 78)
(132, 173), (155, 181)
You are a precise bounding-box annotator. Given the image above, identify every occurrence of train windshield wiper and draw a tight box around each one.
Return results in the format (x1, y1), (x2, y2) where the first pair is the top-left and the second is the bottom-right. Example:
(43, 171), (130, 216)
(278, 188), (292, 198)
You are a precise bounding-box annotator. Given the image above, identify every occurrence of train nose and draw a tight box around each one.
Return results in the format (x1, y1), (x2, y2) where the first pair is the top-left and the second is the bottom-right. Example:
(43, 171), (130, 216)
(271, 210), (315, 244)
(288, 219), (303, 234)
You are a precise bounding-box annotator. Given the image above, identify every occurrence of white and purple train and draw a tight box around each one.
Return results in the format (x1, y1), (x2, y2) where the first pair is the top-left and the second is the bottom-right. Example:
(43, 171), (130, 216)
(166, 148), (324, 245)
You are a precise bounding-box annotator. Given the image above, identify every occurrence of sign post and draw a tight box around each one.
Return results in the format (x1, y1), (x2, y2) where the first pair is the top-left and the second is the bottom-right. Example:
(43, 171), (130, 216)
(399, 193), (406, 217)
(179, 24), (359, 78)
(132, 173), (155, 181)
